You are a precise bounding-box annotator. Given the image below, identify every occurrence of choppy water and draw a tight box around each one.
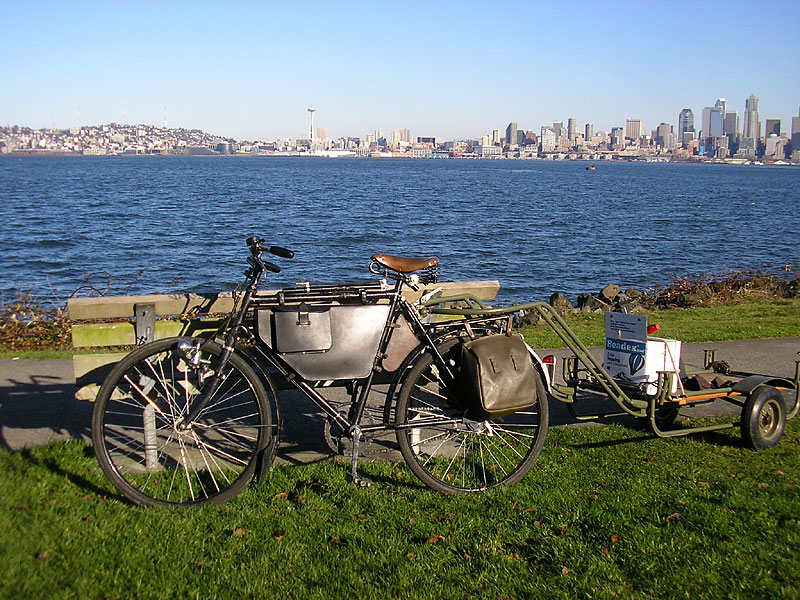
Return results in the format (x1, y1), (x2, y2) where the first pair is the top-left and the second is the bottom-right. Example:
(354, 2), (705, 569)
(1, 156), (798, 305)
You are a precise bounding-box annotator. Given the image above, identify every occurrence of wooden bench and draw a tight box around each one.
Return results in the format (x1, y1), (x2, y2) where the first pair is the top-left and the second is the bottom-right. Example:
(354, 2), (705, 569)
(68, 281), (501, 401)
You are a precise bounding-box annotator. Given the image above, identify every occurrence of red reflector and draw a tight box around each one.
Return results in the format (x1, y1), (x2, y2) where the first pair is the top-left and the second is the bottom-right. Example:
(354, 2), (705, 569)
(542, 354), (556, 364)
(647, 323), (661, 335)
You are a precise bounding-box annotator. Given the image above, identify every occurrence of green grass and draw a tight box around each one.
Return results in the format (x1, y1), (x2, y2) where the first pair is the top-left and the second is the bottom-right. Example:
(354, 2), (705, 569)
(2, 420), (799, 599)
(0, 349), (77, 360)
(519, 297), (800, 348)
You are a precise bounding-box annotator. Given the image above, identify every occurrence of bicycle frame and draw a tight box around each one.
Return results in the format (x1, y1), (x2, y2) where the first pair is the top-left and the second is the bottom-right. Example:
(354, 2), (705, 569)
(181, 238), (512, 486)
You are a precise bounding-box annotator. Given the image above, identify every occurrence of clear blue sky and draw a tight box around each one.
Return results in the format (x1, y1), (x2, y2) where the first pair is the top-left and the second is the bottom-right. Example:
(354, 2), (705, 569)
(3, 0), (799, 141)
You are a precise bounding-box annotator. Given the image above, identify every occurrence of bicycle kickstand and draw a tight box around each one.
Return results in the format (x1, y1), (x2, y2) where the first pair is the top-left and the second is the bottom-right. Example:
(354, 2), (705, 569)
(346, 425), (372, 488)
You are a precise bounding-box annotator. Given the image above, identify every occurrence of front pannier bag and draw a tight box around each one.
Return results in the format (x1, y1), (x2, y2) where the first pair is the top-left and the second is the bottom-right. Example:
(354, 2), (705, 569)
(459, 333), (538, 420)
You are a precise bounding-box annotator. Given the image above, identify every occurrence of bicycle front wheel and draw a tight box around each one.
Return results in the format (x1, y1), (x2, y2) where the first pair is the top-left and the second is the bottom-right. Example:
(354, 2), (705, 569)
(92, 338), (274, 507)
(395, 343), (548, 493)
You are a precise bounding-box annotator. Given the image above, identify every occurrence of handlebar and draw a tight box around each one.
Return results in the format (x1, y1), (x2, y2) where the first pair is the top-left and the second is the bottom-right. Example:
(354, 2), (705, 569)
(245, 236), (295, 275)
(246, 236), (295, 259)
(267, 245), (294, 259)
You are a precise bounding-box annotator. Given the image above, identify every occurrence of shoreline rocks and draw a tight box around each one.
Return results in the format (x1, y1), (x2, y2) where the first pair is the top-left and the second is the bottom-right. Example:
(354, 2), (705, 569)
(543, 270), (799, 316)
(545, 285), (651, 315)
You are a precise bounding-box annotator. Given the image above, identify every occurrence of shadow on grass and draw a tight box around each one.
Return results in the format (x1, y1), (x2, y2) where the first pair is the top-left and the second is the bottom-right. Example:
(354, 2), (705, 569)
(19, 446), (124, 502)
(569, 434), (653, 450)
(570, 421), (748, 450)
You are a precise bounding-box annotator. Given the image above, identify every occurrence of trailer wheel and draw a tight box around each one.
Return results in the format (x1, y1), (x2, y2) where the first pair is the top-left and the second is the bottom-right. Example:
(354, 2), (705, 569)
(741, 386), (785, 449)
(638, 406), (679, 432)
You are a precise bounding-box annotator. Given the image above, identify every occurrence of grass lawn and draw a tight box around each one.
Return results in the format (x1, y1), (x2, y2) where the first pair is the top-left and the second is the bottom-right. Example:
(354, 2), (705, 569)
(1, 297), (799, 597)
(518, 298), (800, 348)
(2, 419), (798, 599)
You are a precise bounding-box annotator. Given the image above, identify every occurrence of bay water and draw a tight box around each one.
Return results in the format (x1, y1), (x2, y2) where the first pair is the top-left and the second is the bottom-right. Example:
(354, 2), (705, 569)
(1, 156), (798, 306)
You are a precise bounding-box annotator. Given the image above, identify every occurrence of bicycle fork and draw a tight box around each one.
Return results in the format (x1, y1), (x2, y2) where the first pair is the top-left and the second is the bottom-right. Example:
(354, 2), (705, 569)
(177, 272), (260, 431)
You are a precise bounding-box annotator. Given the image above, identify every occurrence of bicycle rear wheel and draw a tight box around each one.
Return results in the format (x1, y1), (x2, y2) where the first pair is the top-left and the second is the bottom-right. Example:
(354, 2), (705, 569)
(92, 338), (274, 506)
(395, 341), (548, 493)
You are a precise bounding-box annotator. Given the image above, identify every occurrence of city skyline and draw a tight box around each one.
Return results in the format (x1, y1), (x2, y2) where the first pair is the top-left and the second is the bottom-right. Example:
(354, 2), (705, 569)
(3, 1), (799, 141)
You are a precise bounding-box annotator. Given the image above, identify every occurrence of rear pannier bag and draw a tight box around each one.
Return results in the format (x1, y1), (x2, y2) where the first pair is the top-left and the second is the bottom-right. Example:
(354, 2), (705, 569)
(459, 333), (538, 420)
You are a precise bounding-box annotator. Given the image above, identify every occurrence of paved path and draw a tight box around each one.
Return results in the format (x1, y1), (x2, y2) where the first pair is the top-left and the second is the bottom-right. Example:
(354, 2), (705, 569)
(1, 338), (798, 461)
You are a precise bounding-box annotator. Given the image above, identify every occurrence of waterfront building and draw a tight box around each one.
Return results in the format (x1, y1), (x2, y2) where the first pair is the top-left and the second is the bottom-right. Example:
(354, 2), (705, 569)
(791, 108), (800, 156)
(625, 118), (642, 142)
(474, 144), (501, 157)
(765, 134), (788, 160)
(591, 131), (608, 148)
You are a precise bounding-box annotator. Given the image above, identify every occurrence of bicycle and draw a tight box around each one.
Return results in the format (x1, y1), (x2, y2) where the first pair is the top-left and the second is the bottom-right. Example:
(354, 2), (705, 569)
(91, 237), (551, 506)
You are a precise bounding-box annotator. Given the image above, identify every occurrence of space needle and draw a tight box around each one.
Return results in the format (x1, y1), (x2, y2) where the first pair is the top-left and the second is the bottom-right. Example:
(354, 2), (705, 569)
(308, 106), (316, 142)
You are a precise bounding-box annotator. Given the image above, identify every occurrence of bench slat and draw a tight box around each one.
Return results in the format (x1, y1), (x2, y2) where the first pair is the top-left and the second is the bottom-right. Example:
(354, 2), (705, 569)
(66, 282), (501, 320)
(67, 293), (235, 320)
(71, 319), (223, 348)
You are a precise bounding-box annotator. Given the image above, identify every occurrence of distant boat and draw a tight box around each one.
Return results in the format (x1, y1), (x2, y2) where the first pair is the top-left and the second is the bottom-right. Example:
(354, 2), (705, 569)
(586, 165), (596, 171)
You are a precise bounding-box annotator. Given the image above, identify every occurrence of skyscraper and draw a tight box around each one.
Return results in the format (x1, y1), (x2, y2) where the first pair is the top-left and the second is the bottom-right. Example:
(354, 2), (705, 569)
(539, 127), (556, 152)
(390, 129), (404, 148)
(655, 123), (675, 150)
(678, 109), (694, 146)
(701, 105), (724, 139)
(723, 112), (739, 138)
(585, 123), (593, 141)
(567, 117), (576, 143)
(791, 108), (800, 155)
(625, 118), (642, 141)
(742, 95), (760, 139)
(505, 122), (518, 147)
(741, 95), (760, 156)
(610, 127), (625, 149)
(765, 119), (781, 137)
(552, 121), (563, 142)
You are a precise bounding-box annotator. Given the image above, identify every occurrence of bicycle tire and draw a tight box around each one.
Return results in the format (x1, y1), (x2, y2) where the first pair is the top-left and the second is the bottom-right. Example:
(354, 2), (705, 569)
(92, 337), (274, 507)
(395, 340), (548, 493)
